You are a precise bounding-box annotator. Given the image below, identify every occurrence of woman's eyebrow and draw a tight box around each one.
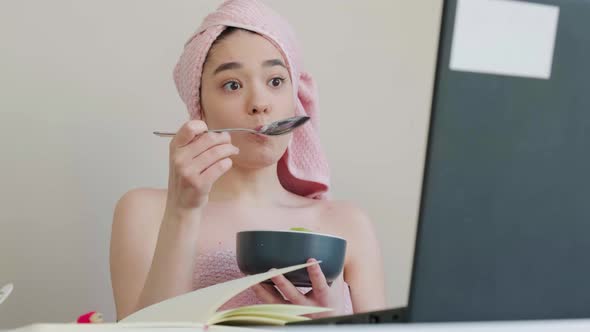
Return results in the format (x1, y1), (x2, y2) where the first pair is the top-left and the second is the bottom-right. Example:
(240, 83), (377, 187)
(214, 62), (242, 75)
(213, 59), (285, 75)
(263, 59), (286, 68)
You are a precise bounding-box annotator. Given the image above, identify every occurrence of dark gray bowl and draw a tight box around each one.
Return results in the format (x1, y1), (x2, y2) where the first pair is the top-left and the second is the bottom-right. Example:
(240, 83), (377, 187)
(236, 230), (347, 287)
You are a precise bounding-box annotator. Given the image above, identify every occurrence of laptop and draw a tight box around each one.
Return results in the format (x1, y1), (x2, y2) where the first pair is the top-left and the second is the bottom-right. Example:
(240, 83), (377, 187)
(290, 0), (590, 325)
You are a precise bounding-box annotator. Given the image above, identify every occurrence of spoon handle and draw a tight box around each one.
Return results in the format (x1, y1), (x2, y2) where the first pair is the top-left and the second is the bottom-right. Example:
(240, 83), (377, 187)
(153, 128), (257, 137)
(208, 128), (259, 134)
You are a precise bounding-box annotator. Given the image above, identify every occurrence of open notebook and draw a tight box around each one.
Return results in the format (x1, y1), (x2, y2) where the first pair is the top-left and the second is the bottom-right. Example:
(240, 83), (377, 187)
(11, 261), (330, 332)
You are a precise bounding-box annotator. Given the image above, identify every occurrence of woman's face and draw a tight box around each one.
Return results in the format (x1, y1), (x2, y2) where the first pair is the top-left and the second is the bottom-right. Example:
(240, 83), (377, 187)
(200, 29), (295, 169)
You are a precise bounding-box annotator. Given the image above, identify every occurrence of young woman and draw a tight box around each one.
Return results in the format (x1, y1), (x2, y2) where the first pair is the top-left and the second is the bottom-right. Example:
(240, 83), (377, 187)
(110, 0), (386, 321)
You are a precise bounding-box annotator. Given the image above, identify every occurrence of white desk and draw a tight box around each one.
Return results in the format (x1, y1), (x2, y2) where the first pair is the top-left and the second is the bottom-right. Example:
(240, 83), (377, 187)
(279, 319), (590, 331)
(5, 320), (590, 332)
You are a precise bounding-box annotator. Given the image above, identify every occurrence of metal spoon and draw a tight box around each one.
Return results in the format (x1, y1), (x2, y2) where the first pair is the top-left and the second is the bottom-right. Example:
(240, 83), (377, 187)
(153, 115), (310, 137)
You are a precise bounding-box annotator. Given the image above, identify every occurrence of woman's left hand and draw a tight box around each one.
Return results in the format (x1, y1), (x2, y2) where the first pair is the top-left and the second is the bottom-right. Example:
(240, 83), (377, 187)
(251, 258), (348, 319)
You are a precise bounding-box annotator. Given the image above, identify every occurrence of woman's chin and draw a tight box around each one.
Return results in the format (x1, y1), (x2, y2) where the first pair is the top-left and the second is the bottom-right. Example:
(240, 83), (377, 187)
(231, 148), (285, 169)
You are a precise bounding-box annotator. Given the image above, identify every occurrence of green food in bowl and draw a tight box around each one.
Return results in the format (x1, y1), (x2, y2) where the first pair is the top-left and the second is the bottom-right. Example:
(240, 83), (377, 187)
(290, 227), (312, 232)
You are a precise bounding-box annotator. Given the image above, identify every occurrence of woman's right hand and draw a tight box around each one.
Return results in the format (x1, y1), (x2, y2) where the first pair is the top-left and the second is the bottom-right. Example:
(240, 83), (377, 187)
(165, 120), (239, 214)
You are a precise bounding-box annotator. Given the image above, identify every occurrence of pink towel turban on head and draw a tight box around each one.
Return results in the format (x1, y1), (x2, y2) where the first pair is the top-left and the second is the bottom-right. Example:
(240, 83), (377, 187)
(173, 0), (330, 199)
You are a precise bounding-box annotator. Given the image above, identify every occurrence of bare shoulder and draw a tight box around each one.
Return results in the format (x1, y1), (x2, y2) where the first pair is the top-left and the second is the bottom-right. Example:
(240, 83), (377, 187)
(112, 187), (167, 233)
(114, 188), (167, 218)
(115, 187), (166, 207)
(316, 199), (375, 235)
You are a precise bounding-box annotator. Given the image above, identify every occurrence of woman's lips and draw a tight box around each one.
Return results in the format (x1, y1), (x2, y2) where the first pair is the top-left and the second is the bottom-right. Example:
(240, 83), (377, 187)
(248, 129), (269, 143)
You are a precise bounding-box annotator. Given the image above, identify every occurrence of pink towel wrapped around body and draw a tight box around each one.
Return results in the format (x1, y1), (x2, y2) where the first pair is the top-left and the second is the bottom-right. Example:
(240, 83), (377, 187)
(173, 0), (330, 199)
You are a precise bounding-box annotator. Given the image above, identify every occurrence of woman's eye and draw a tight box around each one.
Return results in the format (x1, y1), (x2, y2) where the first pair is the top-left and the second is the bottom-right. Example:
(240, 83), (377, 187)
(223, 81), (241, 91)
(268, 77), (284, 88)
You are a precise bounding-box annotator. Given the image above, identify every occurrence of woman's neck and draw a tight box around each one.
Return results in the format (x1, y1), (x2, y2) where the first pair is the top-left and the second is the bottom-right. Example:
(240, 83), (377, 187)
(208, 163), (291, 206)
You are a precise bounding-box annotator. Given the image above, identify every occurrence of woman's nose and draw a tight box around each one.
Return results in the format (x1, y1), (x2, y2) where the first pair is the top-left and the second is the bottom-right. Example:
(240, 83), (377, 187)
(249, 101), (271, 115)
(247, 85), (271, 115)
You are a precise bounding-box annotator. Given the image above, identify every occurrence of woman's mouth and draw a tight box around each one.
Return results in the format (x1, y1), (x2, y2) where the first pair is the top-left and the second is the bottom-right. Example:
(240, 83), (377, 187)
(248, 131), (269, 143)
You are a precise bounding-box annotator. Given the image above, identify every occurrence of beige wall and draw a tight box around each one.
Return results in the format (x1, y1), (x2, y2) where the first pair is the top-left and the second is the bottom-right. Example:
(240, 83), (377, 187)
(0, 0), (442, 328)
